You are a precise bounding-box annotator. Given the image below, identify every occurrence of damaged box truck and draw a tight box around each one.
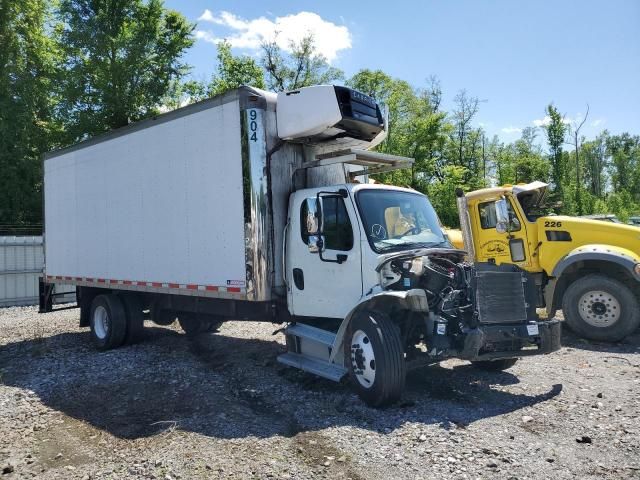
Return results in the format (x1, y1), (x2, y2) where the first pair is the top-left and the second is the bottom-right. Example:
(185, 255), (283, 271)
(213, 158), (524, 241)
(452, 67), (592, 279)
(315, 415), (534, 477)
(40, 85), (561, 406)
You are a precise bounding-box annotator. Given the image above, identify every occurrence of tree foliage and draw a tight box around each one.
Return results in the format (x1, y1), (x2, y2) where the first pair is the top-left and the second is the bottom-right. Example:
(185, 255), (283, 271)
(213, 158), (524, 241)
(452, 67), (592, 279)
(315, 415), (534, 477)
(2, 3), (640, 229)
(56, 0), (194, 141)
(0, 0), (60, 226)
(545, 104), (567, 198)
(261, 34), (343, 92)
(208, 40), (265, 96)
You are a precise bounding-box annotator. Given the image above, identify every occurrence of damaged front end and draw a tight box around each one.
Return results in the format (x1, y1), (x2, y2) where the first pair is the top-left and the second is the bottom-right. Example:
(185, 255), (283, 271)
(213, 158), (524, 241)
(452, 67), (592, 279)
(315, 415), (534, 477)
(377, 249), (561, 364)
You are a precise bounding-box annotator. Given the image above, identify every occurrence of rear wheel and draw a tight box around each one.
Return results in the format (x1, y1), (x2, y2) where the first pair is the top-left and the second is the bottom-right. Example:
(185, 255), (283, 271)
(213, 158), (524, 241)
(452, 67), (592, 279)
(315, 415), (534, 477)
(347, 310), (405, 407)
(121, 294), (145, 344)
(178, 314), (222, 337)
(472, 358), (518, 371)
(562, 274), (640, 342)
(90, 294), (127, 350)
(149, 299), (176, 326)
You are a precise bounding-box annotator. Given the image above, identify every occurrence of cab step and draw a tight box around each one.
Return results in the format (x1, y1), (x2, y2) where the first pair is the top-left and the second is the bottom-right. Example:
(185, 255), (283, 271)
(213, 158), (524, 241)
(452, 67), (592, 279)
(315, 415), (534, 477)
(285, 323), (336, 347)
(277, 352), (347, 382)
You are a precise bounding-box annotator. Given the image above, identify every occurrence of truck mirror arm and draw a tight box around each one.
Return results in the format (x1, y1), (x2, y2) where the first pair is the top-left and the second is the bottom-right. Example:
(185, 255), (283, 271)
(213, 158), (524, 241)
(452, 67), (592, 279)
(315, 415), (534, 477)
(316, 237), (348, 264)
(313, 189), (350, 265)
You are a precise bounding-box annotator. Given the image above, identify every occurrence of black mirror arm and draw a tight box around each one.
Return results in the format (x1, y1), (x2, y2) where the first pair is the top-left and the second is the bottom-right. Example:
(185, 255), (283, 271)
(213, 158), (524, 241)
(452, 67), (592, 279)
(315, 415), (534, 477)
(316, 238), (347, 264)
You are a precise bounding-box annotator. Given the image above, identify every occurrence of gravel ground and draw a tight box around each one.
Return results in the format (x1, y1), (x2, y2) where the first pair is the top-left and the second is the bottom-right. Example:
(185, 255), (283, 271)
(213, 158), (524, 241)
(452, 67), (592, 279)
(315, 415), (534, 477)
(0, 305), (639, 480)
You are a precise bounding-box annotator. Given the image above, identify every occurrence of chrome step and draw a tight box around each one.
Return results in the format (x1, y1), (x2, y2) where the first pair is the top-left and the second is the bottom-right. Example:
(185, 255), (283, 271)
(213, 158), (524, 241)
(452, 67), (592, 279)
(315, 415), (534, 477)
(277, 352), (347, 382)
(285, 323), (336, 347)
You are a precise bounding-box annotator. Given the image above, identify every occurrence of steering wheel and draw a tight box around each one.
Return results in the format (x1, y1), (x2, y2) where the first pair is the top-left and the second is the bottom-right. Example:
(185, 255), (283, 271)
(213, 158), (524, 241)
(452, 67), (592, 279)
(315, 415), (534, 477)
(371, 223), (387, 240)
(395, 225), (421, 238)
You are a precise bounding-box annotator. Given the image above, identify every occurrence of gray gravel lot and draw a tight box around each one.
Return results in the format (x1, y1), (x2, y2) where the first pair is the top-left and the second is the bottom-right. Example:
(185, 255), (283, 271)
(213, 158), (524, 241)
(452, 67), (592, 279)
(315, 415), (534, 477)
(0, 305), (639, 479)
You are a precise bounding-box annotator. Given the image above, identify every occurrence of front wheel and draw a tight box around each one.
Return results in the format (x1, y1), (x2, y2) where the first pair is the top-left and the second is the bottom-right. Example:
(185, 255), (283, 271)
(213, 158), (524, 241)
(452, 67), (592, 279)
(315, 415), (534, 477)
(562, 274), (640, 342)
(347, 310), (406, 407)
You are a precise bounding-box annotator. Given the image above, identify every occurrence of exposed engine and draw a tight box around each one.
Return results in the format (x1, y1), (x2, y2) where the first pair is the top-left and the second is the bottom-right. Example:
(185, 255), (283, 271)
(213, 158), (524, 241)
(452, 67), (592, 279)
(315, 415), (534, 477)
(378, 248), (540, 358)
(380, 248), (474, 317)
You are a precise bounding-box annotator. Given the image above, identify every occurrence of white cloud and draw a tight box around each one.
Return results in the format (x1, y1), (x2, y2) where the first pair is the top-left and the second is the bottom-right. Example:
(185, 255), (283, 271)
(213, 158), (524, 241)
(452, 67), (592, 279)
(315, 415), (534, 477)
(501, 126), (522, 134)
(533, 116), (551, 127)
(591, 118), (605, 127)
(532, 115), (572, 127)
(195, 10), (352, 62)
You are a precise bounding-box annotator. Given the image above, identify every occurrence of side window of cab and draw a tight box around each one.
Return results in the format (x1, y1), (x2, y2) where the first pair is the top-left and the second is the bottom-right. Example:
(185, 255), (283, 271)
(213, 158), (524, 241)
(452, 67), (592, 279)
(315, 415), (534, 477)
(478, 199), (521, 231)
(300, 197), (354, 251)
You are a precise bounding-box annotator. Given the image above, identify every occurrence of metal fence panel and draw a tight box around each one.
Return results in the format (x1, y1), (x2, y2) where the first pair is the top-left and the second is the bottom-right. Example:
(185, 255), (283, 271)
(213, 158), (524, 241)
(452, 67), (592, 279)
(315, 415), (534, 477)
(0, 236), (74, 307)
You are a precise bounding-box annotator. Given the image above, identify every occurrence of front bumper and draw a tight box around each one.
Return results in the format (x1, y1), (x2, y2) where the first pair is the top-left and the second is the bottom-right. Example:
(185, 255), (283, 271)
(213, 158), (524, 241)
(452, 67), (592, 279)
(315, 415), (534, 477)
(459, 319), (561, 361)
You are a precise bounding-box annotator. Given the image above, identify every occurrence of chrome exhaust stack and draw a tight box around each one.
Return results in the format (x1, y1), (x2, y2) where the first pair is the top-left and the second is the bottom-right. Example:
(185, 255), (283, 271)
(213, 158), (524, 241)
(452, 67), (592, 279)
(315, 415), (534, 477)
(455, 188), (475, 262)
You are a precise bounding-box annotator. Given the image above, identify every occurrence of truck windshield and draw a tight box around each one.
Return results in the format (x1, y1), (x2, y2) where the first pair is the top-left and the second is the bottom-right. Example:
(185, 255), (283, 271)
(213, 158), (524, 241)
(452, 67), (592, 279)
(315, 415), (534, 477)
(356, 189), (448, 253)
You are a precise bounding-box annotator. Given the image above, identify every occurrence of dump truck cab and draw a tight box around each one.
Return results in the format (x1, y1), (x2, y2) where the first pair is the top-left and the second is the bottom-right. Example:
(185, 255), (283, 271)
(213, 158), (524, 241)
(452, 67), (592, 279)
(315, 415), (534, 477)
(456, 182), (640, 341)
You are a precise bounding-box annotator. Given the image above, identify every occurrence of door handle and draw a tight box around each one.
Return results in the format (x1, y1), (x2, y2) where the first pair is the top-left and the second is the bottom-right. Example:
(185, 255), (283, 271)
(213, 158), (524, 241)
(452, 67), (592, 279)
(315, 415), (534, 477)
(293, 268), (304, 290)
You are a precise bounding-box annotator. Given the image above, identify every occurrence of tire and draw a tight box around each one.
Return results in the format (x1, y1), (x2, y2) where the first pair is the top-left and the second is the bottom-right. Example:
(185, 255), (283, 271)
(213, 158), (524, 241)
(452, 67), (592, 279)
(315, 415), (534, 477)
(178, 314), (221, 337)
(347, 310), (406, 407)
(89, 294), (127, 350)
(149, 299), (176, 326)
(562, 274), (640, 342)
(121, 294), (145, 344)
(472, 358), (518, 371)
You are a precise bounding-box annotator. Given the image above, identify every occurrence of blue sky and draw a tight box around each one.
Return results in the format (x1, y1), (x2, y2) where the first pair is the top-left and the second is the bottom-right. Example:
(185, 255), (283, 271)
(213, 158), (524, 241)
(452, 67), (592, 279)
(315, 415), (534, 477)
(165, 0), (640, 145)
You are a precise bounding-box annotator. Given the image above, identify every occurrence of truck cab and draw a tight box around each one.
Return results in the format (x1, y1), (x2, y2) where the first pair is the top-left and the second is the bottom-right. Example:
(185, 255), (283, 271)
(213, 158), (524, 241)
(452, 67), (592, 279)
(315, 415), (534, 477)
(280, 178), (560, 406)
(456, 182), (640, 342)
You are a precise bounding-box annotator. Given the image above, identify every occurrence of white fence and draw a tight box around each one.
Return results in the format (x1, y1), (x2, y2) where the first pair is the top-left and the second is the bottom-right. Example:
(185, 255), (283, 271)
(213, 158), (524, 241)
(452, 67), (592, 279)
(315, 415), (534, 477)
(0, 236), (74, 307)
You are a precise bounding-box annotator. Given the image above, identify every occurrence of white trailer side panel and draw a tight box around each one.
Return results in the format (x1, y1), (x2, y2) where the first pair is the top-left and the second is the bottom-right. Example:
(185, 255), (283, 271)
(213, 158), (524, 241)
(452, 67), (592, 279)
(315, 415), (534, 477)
(44, 100), (247, 291)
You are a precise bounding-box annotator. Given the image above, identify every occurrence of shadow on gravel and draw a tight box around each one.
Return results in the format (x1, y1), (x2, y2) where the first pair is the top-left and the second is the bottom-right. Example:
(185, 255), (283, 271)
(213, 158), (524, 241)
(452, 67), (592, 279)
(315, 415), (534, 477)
(560, 324), (640, 355)
(0, 325), (563, 441)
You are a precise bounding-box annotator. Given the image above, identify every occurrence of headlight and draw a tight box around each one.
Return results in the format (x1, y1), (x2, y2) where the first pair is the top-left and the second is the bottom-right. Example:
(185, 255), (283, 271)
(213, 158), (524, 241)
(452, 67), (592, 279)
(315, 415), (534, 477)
(634, 263), (640, 277)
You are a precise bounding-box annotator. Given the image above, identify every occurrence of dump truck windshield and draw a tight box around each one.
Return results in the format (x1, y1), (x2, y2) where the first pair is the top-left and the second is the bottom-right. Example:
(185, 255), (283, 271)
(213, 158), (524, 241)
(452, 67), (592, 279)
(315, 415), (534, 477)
(356, 190), (447, 253)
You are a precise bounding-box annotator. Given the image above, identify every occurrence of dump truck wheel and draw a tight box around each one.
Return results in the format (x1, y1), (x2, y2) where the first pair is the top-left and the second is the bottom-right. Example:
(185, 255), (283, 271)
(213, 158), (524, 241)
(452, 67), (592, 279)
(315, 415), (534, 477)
(562, 274), (640, 342)
(121, 294), (145, 344)
(347, 310), (406, 407)
(89, 294), (127, 350)
(472, 358), (518, 371)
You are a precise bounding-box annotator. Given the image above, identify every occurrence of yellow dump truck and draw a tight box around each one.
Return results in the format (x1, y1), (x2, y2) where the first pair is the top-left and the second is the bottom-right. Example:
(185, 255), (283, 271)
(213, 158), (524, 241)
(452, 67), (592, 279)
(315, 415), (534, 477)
(451, 181), (640, 342)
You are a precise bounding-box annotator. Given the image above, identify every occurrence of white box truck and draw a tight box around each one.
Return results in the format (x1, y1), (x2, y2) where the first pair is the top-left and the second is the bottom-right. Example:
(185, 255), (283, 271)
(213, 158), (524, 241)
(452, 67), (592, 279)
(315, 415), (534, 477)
(40, 85), (561, 406)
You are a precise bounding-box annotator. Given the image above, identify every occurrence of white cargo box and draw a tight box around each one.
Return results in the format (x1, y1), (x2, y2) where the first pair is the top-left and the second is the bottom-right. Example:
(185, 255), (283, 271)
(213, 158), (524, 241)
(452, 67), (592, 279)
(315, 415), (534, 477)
(44, 91), (252, 299)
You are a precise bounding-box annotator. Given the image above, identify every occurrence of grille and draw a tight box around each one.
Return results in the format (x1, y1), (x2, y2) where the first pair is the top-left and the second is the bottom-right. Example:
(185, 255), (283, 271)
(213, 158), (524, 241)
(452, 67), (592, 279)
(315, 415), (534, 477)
(475, 271), (528, 324)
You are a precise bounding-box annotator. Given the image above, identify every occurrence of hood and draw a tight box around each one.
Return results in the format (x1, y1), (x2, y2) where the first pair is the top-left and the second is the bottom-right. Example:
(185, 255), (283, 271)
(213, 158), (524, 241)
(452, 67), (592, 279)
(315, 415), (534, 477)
(538, 215), (640, 257)
(376, 247), (467, 272)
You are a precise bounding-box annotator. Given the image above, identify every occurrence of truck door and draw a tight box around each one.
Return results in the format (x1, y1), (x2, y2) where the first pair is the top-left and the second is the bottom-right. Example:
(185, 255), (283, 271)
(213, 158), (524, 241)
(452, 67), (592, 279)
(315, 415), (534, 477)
(286, 190), (363, 319)
(473, 197), (532, 267)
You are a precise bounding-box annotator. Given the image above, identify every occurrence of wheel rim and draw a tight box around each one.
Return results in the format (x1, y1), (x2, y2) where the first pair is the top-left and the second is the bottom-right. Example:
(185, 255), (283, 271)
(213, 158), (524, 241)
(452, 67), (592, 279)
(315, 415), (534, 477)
(578, 290), (621, 327)
(93, 305), (110, 339)
(351, 329), (376, 388)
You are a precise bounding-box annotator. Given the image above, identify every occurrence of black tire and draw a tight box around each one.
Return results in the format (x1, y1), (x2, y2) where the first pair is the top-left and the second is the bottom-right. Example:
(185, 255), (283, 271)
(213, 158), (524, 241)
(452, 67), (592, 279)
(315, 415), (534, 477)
(562, 274), (640, 342)
(121, 294), (145, 344)
(347, 310), (406, 407)
(89, 294), (127, 350)
(149, 299), (176, 326)
(472, 358), (518, 371)
(178, 314), (221, 337)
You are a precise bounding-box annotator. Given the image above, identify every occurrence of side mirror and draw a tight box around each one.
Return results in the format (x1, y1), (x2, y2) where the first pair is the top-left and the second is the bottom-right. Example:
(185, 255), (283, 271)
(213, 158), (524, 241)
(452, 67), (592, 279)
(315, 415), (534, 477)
(303, 198), (320, 236)
(495, 198), (509, 234)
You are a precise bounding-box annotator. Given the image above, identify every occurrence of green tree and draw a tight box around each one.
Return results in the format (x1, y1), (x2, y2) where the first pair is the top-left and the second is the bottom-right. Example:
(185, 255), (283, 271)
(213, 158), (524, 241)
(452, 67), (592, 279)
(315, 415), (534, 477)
(512, 127), (550, 183)
(261, 34), (343, 92)
(0, 0), (60, 226)
(348, 70), (449, 189)
(545, 104), (567, 202)
(57, 0), (195, 141)
(581, 132), (608, 198)
(207, 40), (265, 96)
